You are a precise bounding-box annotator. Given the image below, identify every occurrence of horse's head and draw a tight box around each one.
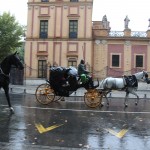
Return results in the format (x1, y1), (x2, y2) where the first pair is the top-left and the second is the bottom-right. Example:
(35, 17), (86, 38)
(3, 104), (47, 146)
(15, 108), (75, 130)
(9, 52), (24, 70)
(142, 70), (149, 80)
(134, 70), (148, 81)
(141, 70), (150, 84)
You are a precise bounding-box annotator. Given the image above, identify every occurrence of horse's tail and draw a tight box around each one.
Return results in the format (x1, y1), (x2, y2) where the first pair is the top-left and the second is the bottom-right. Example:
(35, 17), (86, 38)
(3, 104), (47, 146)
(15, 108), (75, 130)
(93, 78), (99, 88)
(99, 79), (105, 89)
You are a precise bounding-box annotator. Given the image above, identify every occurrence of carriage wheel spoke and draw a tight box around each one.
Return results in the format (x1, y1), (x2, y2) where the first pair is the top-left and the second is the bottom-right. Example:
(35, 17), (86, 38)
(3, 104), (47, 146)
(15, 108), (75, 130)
(35, 84), (55, 105)
(84, 89), (102, 108)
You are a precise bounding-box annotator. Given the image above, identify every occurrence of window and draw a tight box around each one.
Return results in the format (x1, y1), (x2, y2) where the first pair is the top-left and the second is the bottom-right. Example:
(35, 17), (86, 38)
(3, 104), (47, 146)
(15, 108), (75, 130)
(136, 55), (143, 67)
(112, 54), (120, 67)
(68, 59), (77, 68)
(41, 0), (49, 2)
(69, 20), (78, 38)
(70, 0), (78, 2)
(38, 60), (47, 78)
(40, 20), (48, 38)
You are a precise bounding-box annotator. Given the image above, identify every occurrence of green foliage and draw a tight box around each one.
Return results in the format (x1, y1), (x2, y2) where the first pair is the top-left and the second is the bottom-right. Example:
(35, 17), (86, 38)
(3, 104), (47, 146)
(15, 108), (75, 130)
(0, 12), (24, 61)
(16, 46), (24, 63)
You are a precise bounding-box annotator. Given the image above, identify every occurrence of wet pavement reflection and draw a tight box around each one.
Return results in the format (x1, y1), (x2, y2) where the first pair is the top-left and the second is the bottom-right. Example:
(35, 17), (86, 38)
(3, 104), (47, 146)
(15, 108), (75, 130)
(0, 93), (150, 149)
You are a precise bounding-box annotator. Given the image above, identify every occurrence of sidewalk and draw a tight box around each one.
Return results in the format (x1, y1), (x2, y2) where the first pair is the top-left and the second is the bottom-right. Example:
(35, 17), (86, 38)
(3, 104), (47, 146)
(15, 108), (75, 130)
(5, 79), (150, 98)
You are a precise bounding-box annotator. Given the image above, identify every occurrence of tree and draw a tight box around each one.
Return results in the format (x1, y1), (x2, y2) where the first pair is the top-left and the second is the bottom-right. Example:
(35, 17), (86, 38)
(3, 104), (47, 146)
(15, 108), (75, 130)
(0, 12), (23, 61)
(16, 45), (24, 63)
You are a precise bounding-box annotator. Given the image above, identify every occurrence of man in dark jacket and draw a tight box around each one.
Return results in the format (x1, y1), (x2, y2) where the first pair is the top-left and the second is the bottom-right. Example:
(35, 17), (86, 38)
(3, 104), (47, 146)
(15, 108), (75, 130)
(78, 59), (94, 88)
(78, 59), (89, 76)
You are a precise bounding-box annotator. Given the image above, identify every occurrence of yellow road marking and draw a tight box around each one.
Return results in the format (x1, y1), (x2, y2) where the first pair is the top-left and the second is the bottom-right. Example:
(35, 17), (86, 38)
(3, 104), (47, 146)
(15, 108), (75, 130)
(35, 123), (64, 134)
(105, 128), (128, 138)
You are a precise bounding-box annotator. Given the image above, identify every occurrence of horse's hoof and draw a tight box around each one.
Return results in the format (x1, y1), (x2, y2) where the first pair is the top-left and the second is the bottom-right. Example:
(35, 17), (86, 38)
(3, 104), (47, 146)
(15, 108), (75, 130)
(125, 104), (128, 107)
(10, 107), (14, 113)
(100, 103), (104, 107)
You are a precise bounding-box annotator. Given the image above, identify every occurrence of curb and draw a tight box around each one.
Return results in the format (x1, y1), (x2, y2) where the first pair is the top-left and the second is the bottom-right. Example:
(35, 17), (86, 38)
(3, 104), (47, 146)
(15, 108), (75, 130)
(5, 86), (150, 99)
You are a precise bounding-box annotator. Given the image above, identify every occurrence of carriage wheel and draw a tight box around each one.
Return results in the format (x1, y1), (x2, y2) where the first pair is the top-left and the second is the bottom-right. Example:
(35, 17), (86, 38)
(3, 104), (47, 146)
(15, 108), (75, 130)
(84, 89), (102, 108)
(35, 84), (55, 105)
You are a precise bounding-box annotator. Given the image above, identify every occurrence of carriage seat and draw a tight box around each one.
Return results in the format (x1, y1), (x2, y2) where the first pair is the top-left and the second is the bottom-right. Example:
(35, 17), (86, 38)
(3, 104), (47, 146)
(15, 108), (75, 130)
(123, 75), (138, 87)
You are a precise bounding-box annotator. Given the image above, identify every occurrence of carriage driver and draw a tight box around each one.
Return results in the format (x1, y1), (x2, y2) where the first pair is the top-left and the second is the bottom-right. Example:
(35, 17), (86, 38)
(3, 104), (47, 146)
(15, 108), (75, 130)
(78, 59), (89, 76)
(78, 59), (94, 88)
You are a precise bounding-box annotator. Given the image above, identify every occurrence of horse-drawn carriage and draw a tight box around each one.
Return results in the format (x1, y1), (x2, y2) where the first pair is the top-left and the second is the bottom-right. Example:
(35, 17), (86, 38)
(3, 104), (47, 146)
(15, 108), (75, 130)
(35, 66), (102, 108)
(35, 66), (150, 108)
(1, 53), (149, 113)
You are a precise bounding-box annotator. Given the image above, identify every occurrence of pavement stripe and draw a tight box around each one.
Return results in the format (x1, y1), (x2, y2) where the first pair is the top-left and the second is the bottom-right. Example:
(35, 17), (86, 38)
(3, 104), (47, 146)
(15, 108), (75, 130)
(105, 128), (128, 138)
(35, 123), (64, 134)
(117, 129), (128, 138)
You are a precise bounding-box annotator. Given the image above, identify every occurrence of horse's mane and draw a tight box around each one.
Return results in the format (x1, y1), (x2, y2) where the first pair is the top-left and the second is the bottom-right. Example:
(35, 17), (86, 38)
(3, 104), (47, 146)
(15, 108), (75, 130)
(0, 54), (14, 64)
(0, 54), (16, 72)
(0, 55), (9, 65)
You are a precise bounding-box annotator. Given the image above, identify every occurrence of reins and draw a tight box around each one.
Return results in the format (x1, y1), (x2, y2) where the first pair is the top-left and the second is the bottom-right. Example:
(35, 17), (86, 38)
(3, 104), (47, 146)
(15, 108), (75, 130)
(0, 64), (9, 77)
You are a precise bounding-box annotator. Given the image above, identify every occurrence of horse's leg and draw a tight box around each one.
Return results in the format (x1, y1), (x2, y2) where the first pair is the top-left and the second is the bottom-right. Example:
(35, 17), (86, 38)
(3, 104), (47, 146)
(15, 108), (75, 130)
(130, 90), (139, 105)
(104, 91), (110, 106)
(3, 86), (14, 113)
(124, 91), (129, 107)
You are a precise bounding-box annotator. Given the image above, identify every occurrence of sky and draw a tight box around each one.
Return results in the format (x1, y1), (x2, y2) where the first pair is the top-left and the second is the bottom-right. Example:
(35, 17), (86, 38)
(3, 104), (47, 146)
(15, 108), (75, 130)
(0, 0), (150, 31)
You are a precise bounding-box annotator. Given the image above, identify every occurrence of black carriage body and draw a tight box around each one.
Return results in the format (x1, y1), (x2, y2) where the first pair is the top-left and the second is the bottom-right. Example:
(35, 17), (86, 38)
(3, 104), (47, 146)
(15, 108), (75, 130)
(49, 66), (79, 96)
(49, 66), (97, 97)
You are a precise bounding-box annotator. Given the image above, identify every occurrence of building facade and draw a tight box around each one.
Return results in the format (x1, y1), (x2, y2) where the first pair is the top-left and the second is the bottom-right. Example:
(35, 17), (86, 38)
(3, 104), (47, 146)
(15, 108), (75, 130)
(92, 21), (150, 79)
(25, 0), (150, 79)
(25, 0), (93, 78)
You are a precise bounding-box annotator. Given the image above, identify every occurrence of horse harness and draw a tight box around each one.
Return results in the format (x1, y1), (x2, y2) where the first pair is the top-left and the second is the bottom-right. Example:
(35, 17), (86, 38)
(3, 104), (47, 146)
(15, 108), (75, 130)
(124, 75), (138, 88)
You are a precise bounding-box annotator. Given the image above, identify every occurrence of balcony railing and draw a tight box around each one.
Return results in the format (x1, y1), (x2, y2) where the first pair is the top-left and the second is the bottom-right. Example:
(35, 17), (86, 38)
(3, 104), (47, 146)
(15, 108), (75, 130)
(131, 31), (147, 37)
(109, 31), (124, 37)
(109, 31), (147, 37)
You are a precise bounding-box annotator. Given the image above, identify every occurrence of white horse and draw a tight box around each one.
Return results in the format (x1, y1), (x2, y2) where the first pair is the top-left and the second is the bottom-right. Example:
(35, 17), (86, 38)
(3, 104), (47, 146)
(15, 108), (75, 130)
(99, 71), (149, 107)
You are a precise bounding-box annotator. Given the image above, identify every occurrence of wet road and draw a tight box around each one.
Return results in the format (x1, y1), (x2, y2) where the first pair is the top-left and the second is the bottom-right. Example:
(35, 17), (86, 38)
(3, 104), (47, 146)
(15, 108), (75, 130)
(0, 93), (150, 150)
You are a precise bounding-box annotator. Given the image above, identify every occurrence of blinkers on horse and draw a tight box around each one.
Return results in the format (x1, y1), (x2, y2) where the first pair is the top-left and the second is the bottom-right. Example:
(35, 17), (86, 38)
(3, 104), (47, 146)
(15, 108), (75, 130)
(0, 52), (24, 113)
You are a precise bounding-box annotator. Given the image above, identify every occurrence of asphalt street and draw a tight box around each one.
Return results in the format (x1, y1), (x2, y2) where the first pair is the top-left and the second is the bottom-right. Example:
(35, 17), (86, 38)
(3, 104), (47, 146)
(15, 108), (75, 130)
(0, 91), (150, 150)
